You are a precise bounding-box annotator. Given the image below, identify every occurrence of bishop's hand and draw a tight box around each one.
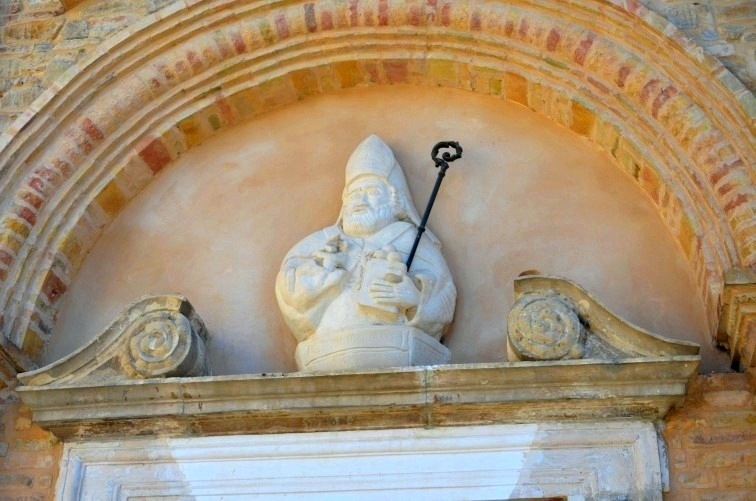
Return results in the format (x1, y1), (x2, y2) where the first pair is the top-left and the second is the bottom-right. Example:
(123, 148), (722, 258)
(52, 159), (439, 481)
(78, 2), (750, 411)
(368, 262), (422, 311)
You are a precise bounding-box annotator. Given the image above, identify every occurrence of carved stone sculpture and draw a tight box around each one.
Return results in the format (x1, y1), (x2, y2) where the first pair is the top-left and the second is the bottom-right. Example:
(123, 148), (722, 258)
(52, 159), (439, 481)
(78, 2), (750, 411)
(17, 294), (210, 386)
(507, 275), (700, 361)
(276, 135), (456, 371)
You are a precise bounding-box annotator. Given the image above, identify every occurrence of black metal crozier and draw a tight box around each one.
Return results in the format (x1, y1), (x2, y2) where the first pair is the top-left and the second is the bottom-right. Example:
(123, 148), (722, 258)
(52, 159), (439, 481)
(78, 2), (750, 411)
(405, 141), (463, 271)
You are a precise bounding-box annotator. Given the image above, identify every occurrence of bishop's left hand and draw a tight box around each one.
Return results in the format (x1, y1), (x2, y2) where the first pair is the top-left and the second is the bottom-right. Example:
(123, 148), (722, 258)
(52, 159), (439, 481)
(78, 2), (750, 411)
(368, 262), (421, 311)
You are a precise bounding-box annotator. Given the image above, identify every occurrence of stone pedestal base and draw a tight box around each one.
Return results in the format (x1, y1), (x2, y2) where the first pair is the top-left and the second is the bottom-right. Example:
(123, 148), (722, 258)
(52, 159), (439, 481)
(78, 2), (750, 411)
(295, 326), (450, 372)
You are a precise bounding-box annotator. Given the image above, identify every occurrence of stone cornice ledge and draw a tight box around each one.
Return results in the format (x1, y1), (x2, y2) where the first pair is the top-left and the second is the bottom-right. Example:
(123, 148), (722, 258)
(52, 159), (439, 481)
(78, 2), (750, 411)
(17, 357), (699, 440)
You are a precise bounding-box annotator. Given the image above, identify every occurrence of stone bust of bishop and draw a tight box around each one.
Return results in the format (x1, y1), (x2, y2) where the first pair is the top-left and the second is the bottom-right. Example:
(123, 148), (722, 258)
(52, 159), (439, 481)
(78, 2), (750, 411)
(276, 135), (456, 372)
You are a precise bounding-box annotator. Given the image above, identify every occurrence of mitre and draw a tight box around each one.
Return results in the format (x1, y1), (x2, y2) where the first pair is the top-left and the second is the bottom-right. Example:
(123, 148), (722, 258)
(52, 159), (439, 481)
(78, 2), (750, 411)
(341, 134), (423, 228)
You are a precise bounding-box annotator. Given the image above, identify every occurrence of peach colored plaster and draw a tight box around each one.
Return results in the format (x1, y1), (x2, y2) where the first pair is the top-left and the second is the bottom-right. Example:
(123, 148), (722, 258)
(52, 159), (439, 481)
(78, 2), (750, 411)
(48, 86), (725, 374)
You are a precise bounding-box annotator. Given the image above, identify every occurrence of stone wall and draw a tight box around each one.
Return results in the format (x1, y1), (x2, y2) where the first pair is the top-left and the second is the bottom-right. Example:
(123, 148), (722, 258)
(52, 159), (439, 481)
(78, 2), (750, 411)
(0, 0), (753, 132)
(0, 386), (61, 501)
(640, 0), (755, 90)
(0, 0), (179, 130)
(663, 371), (756, 499)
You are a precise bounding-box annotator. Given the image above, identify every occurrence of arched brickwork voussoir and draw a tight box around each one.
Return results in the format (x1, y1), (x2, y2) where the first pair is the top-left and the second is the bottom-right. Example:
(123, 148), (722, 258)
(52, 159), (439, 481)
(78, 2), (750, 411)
(0, 0), (752, 368)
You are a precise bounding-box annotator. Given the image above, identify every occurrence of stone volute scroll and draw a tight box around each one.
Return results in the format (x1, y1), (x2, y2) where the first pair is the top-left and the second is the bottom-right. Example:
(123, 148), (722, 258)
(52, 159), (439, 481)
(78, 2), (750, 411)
(507, 275), (700, 361)
(275, 135), (457, 372)
(17, 294), (210, 387)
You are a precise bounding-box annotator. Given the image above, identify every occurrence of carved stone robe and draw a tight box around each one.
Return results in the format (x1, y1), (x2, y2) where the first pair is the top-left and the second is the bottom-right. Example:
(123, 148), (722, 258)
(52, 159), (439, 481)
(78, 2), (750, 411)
(275, 221), (456, 343)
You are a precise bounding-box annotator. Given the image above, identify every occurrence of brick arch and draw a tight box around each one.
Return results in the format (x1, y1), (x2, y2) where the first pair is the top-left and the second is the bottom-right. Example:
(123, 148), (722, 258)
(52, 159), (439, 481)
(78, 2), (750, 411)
(0, 0), (752, 367)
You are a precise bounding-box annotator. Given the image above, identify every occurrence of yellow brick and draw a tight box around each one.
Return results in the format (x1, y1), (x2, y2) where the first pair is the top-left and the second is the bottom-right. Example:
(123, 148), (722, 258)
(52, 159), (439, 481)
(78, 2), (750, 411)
(0, 230), (23, 254)
(290, 68), (319, 97)
(678, 215), (696, 260)
(177, 115), (206, 149)
(428, 60), (457, 84)
(259, 77), (295, 110)
(95, 180), (127, 219)
(571, 101), (595, 137)
(22, 329), (45, 360)
(504, 72), (528, 106)
(2, 218), (30, 239)
(60, 233), (83, 270)
(334, 61), (362, 88)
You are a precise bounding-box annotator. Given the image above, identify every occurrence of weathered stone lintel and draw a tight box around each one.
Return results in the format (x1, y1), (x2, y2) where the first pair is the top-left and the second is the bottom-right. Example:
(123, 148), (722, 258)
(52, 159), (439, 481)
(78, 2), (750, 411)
(57, 423), (665, 499)
(17, 357), (699, 440)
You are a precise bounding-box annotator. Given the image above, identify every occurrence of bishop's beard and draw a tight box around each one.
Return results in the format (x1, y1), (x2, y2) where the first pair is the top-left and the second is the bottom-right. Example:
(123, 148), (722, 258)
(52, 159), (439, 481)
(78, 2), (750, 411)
(342, 204), (396, 237)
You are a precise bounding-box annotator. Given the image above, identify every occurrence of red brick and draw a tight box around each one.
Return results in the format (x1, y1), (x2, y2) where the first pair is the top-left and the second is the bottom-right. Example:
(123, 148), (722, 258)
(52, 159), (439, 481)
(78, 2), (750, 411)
(407, 5), (420, 26)
(723, 193), (749, 214)
(16, 206), (36, 226)
(718, 182), (734, 196)
(34, 167), (59, 187)
(274, 15), (290, 39)
(440, 2), (451, 27)
(676, 469), (717, 488)
(40, 270), (66, 305)
(304, 3), (317, 32)
(702, 390), (753, 407)
(186, 50), (204, 73)
(470, 11), (481, 31)
(384, 60), (408, 83)
(51, 158), (73, 178)
(348, 0), (359, 26)
(518, 18), (529, 39)
(20, 191), (43, 210)
(211, 30), (233, 59)
(546, 28), (560, 51)
(691, 449), (754, 468)
(363, 61), (380, 83)
(573, 33), (594, 65)
(80, 117), (104, 142)
(229, 29), (246, 54)
(504, 19), (515, 36)
(616, 65), (632, 88)
(698, 493), (754, 501)
(377, 0), (389, 26)
(321, 10), (334, 30)
(0, 472), (33, 487)
(364, 8), (375, 26)
(640, 78), (661, 106)
(0, 249), (12, 266)
(690, 428), (756, 446)
(214, 96), (237, 125)
(138, 138), (172, 174)
(651, 85), (678, 118)
(718, 468), (756, 488)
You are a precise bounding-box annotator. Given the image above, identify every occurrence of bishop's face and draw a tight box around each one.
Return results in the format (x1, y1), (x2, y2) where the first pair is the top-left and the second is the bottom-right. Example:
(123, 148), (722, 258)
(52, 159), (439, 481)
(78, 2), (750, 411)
(342, 177), (395, 237)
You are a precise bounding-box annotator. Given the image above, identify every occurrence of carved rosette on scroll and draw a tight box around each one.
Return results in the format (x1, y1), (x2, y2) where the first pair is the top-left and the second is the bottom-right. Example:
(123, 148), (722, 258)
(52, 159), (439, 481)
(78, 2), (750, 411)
(126, 308), (207, 379)
(508, 293), (585, 361)
(507, 275), (700, 362)
(16, 294), (210, 387)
